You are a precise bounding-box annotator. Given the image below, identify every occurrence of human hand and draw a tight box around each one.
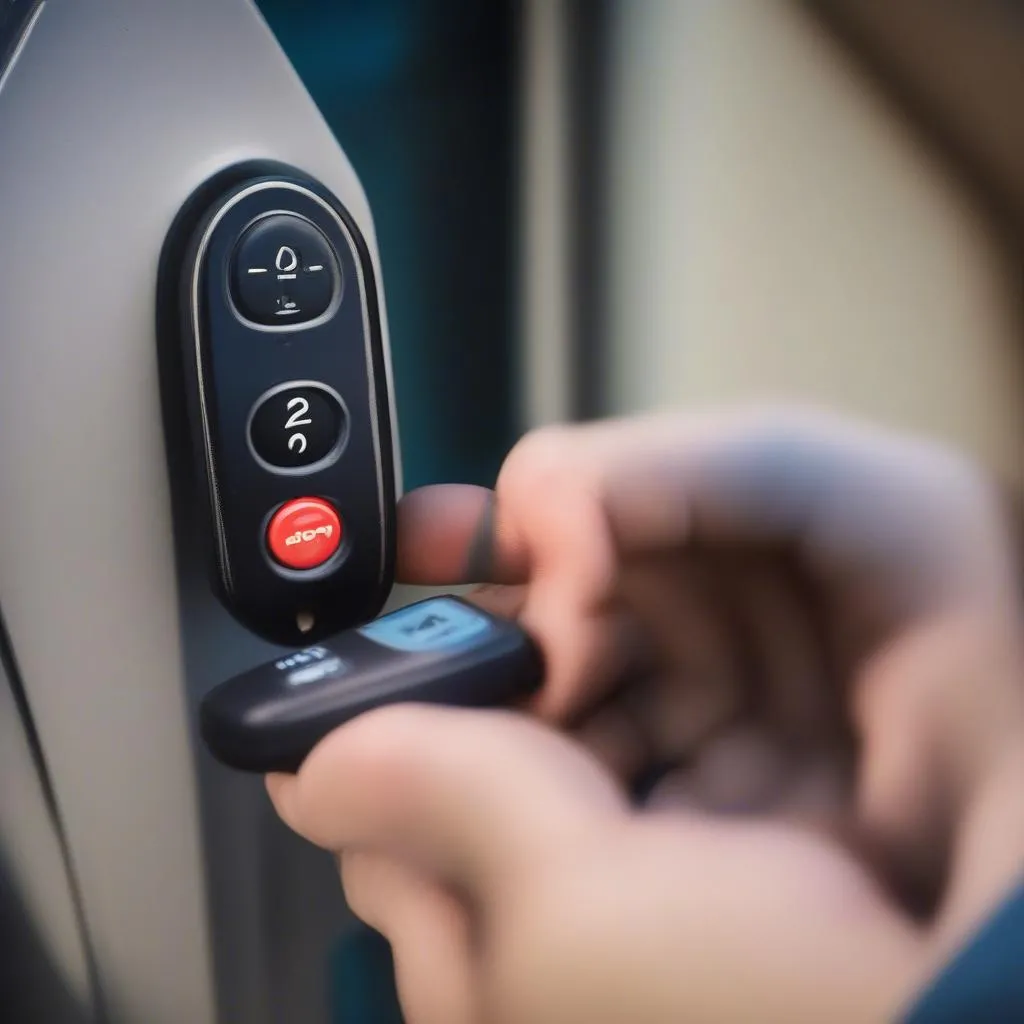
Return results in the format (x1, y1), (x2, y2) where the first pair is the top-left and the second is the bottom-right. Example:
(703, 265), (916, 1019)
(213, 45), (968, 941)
(269, 407), (1024, 1023)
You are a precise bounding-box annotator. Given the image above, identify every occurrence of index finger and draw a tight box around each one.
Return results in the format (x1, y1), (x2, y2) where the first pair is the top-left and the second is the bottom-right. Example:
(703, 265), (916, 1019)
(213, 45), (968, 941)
(394, 408), (1014, 720)
(396, 484), (527, 586)
(401, 408), (1007, 584)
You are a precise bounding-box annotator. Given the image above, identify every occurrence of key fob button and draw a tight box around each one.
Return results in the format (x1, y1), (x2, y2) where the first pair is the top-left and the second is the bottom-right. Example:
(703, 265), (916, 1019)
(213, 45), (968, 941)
(249, 383), (346, 471)
(232, 214), (338, 326)
(267, 498), (343, 571)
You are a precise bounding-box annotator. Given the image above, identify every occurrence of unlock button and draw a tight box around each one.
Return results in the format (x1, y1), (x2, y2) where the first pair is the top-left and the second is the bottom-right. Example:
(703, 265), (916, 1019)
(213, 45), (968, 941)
(232, 214), (339, 326)
(248, 383), (346, 471)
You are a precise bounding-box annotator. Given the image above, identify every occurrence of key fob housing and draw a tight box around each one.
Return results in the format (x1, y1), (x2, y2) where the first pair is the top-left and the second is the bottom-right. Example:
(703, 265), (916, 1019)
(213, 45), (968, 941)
(159, 162), (398, 646)
(199, 595), (544, 773)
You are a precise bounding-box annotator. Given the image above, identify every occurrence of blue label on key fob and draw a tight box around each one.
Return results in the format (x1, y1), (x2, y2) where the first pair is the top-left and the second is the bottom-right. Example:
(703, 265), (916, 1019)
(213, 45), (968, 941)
(359, 598), (493, 654)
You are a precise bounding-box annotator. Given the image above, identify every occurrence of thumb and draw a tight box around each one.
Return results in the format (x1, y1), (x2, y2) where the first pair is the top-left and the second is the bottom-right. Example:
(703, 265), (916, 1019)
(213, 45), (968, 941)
(267, 704), (627, 903)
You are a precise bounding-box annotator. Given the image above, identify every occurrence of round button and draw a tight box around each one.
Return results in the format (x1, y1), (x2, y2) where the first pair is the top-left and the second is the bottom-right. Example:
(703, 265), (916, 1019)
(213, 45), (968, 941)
(232, 214), (339, 326)
(267, 498), (343, 570)
(249, 384), (345, 470)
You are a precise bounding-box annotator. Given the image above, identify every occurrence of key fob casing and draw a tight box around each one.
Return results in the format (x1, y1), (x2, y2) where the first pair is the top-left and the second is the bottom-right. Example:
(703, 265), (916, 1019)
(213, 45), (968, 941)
(199, 595), (544, 773)
(159, 162), (398, 646)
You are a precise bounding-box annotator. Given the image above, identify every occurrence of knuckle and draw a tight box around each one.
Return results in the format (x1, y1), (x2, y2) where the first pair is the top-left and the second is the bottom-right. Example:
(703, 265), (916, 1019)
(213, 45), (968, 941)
(498, 423), (579, 494)
(911, 440), (1001, 518)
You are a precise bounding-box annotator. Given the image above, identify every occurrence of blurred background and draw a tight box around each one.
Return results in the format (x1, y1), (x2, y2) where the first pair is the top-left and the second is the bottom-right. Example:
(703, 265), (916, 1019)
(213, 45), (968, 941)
(254, 1), (1024, 1015)
(256, 0), (1024, 492)
(2, 0), (1022, 1021)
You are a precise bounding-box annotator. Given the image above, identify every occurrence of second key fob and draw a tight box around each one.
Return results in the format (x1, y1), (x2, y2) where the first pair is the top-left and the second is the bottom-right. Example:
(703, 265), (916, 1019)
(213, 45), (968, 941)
(199, 595), (544, 773)
(159, 162), (399, 646)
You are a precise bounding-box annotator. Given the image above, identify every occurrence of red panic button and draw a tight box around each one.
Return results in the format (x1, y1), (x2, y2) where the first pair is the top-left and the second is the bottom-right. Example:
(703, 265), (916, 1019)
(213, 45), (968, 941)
(267, 498), (342, 570)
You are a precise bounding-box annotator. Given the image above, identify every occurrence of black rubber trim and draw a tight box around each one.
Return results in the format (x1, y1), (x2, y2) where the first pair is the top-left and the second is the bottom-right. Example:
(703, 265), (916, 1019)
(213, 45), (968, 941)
(0, 608), (108, 1021)
(0, 0), (43, 78)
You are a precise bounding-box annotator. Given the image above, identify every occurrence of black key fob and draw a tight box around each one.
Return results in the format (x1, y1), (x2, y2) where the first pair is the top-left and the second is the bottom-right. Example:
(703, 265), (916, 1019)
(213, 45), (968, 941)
(199, 595), (544, 773)
(158, 161), (398, 647)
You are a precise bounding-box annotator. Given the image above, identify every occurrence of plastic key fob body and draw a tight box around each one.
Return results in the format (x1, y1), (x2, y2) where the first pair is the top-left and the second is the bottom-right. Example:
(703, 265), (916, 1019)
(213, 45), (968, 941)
(158, 161), (398, 646)
(199, 595), (544, 773)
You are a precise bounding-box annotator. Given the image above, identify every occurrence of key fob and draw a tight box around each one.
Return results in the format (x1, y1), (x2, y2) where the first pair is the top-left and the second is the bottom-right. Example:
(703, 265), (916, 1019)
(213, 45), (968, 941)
(158, 162), (398, 646)
(199, 595), (544, 773)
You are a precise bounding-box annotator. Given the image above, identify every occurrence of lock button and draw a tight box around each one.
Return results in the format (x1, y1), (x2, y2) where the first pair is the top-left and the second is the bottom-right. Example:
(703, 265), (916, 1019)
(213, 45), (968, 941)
(232, 214), (338, 326)
(267, 498), (343, 570)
